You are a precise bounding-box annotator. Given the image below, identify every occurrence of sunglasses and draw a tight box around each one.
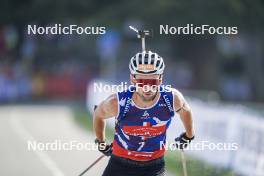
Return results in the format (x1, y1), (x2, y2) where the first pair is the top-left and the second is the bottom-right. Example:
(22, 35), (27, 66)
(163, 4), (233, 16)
(134, 79), (161, 87)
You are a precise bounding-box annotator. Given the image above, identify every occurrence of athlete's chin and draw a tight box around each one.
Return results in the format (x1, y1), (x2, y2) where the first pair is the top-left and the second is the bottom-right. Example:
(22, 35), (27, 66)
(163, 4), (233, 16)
(142, 94), (155, 101)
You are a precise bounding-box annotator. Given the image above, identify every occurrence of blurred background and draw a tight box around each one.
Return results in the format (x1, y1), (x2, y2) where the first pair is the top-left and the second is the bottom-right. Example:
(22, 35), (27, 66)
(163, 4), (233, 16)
(0, 0), (264, 176)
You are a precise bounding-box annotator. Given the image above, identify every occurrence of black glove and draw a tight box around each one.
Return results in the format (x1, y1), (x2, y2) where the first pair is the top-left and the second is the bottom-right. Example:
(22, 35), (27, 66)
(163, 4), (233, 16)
(175, 132), (194, 150)
(95, 139), (112, 156)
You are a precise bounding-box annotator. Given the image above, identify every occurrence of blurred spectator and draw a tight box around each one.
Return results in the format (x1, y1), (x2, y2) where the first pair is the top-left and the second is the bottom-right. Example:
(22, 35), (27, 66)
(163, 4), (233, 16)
(4, 25), (18, 51)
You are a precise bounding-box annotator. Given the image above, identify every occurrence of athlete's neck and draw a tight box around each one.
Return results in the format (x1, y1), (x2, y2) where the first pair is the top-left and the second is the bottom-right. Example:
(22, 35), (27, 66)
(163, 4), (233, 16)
(132, 92), (160, 109)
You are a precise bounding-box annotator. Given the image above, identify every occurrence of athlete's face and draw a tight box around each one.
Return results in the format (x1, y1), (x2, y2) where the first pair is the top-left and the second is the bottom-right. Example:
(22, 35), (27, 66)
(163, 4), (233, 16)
(130, 74), (163, 102)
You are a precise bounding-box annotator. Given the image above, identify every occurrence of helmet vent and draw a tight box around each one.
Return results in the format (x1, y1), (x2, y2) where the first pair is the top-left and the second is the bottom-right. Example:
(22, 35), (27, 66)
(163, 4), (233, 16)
(160, 62), (164, 68)
(150, 58), (154, 64)
(133, 60), (137, 67)
(156, 60), (160, 67)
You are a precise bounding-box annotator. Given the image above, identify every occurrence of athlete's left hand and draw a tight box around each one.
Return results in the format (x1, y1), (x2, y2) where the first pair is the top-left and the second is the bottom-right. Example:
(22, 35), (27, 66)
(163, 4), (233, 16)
(175, 132), (194, 149)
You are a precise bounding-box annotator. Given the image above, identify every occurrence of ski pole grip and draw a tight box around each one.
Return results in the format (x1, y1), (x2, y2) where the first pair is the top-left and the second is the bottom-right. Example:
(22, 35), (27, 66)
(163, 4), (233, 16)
(137, 29), (153, 38)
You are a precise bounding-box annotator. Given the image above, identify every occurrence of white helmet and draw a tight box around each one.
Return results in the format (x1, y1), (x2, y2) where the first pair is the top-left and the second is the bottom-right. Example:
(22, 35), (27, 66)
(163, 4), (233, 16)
(129, 50), (165, 75)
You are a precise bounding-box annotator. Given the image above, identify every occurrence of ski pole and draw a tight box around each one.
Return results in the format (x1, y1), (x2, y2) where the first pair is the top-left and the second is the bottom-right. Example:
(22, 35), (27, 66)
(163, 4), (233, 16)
(180, 149), (188, 176)
(78, 154), (105, 176)
(129, 26), (153, 52)
(78, 105), (104, 176)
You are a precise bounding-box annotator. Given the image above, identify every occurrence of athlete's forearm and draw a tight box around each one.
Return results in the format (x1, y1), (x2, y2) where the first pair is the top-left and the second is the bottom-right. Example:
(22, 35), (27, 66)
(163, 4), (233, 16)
(93, 115), (106, 142)
(92, 94), (118, 142)
(179, 110), (194, 138)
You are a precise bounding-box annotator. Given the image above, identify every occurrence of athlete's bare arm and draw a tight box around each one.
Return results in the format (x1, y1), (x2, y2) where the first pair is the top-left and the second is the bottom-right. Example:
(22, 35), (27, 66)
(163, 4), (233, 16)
(93, 93), (118, 142)
(172, 89), (195, 138)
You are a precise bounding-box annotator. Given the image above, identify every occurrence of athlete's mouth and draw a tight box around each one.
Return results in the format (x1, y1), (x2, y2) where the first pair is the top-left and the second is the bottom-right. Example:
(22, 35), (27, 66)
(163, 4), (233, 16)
(144, 91), (154, 96)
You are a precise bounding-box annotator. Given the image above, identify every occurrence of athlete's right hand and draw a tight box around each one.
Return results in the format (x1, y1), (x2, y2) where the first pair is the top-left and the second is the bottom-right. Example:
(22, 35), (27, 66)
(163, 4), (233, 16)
(95, 139), (113, 156)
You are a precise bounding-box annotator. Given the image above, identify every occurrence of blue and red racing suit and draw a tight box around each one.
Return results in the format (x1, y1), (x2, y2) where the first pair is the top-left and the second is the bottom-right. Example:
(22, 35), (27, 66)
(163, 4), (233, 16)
(112, 86), (175, 161)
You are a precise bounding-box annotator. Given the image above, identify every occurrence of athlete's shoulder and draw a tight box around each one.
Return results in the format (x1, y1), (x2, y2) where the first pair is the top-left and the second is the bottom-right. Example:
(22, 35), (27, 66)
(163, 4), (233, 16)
(169, 87), (184, 99)
(104, 93), (118, 109)
(163, 87), (184, 98)
(166, 87), (187, 111)
(97, 93), (118, 118)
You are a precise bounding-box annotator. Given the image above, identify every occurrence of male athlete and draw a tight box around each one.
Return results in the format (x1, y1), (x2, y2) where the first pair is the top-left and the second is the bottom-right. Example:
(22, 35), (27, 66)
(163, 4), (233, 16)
(93, 50), (195, 176)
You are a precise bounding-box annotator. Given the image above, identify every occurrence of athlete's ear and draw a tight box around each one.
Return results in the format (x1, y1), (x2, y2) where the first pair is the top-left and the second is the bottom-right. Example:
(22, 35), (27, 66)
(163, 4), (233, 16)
(130, 74), (136, 85)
